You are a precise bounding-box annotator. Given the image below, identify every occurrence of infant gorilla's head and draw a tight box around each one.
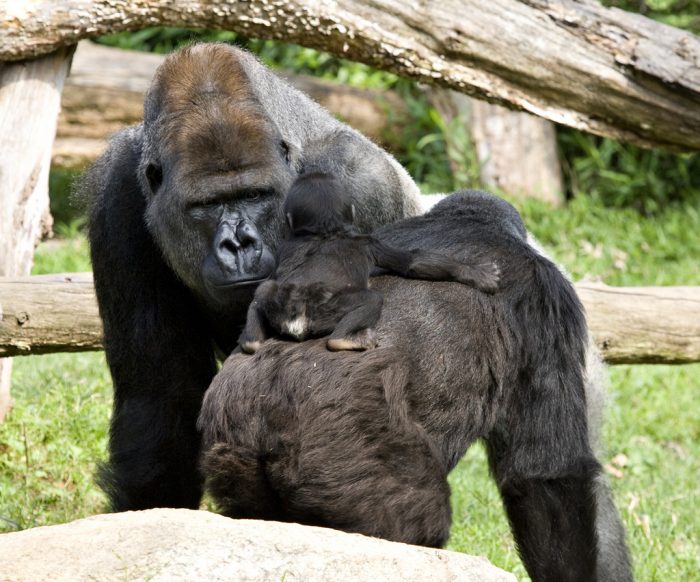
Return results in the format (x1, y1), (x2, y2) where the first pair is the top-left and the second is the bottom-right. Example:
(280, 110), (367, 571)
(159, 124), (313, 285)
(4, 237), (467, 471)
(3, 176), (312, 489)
(283, 173), (355, 236)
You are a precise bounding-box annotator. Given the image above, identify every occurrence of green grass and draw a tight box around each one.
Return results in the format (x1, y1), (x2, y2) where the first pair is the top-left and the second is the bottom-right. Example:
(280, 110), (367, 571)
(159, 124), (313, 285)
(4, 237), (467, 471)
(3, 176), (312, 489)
(0, 352), (111, 531)
(1, 194), (698, 581)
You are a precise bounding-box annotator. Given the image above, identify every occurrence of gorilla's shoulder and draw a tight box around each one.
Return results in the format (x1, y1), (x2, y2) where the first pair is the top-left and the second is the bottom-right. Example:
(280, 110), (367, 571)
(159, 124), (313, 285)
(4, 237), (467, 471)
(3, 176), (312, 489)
(73, 124), (144, 212)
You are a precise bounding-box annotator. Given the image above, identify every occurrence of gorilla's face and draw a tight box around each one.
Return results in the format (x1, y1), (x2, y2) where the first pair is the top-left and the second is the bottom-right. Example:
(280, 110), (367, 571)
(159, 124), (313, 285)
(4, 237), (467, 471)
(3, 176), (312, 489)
(142, 96), (296, 309)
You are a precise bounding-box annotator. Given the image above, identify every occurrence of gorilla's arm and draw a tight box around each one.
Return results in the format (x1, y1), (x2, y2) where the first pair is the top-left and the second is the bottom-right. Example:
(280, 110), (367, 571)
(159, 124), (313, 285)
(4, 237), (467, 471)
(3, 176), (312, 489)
(85, 128), (217, 511)
(368, 239), (500, 293)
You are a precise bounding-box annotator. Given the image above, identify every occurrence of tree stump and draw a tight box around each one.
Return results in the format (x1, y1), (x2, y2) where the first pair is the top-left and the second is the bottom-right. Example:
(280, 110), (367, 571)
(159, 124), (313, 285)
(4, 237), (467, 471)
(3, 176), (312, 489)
(431, 89), (564, 205)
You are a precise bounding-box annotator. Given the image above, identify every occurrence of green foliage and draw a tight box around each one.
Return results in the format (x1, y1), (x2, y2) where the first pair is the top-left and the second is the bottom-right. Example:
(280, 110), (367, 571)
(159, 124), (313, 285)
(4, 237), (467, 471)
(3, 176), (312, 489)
(558, 129), (700, 215)
(602, 0), (700, 34)
(98, 28), (397, 88)
(0, 352), (111, 531)
(48, 169), (83, 227)
(32, 235), (91, 275)
(383, 84), (454, 193)
(382, 84), (481, 194)
(510, 194), (700, 286)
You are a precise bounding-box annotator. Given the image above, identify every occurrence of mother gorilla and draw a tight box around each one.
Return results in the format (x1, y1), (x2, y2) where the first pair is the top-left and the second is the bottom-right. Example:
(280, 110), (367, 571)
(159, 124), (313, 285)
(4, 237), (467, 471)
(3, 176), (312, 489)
(199, 191), (633, 582)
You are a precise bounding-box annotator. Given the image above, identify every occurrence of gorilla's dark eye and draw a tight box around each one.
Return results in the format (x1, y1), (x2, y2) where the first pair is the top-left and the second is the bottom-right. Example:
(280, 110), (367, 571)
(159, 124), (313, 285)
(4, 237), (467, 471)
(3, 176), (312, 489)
(145, 162), (163, 194)
(246, 191), (261, 201)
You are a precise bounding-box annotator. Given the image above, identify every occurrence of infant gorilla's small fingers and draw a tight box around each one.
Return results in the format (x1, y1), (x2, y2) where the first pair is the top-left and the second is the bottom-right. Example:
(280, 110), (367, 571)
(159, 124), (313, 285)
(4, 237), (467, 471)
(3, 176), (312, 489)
(459, 262), (501, 293)
(480, 262), (502, 292)
(327, 328), (378, 351)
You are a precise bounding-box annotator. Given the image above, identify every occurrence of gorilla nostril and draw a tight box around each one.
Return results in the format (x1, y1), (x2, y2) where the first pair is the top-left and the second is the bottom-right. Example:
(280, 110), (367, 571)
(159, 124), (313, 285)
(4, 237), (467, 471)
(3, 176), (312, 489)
(219, 238), (240, 254)
(237, 222), (260, 246)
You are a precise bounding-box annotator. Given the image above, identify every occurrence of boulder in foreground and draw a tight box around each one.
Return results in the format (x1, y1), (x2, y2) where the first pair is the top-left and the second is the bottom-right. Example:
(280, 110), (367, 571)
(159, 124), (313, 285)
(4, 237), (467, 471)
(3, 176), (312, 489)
(0, 508), (515, 581)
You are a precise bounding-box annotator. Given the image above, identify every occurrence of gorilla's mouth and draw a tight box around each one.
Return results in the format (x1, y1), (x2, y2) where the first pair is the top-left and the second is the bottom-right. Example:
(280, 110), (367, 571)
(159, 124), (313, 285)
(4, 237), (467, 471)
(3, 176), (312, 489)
(213, 276), (268, 288)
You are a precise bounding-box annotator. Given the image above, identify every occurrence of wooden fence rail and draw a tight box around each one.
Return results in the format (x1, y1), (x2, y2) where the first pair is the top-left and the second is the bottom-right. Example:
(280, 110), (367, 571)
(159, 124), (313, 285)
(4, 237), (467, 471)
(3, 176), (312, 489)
(1, 274), (698, 365)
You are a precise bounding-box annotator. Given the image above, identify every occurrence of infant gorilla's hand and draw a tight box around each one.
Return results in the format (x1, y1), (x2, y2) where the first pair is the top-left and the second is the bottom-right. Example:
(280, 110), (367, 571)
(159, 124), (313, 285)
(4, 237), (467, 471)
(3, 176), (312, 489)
(457, 261), (501, 293)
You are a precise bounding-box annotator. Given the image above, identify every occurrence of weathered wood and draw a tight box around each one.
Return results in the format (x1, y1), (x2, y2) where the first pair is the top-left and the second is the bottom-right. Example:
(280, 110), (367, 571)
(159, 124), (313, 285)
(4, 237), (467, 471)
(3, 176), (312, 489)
(469, 98), (564, 206)
(0, 47), (74, 420)
(0, 274), (102, 357)
(430, 89), (564, 205)
(1, 274), (699, 364)
(52, 41), (405, 168)
(2, 0), (699, 151)
(577, 282), (700, 365)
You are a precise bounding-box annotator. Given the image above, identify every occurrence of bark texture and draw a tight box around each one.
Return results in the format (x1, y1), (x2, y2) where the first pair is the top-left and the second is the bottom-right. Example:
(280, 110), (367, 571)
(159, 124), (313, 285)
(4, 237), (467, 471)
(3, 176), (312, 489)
(577, 282), (700, 365)
(1, 274), (698, 364)
(0, 47), (74, 420)
(431, 89), (565, 205)
(2, 0), (699, 151)
(0, 274), (101, 358)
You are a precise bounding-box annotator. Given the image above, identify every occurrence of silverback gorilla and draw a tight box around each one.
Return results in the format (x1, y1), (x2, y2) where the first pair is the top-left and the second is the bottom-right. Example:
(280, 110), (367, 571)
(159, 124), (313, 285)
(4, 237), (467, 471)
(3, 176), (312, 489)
(82, 42), (632, 581)
(83, 43), (422, 511)
(200, 191), (633, 581)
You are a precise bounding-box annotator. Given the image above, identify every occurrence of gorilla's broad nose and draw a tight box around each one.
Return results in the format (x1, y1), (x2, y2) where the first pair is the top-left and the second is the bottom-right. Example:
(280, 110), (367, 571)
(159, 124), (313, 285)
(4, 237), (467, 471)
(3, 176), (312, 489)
(236, 221), (260, 248)
(216, 222), (241, 257)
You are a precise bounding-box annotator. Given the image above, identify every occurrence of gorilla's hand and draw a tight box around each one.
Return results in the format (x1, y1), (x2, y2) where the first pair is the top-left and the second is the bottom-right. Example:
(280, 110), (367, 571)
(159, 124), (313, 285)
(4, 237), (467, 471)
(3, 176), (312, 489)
(455, 260), (501, 293)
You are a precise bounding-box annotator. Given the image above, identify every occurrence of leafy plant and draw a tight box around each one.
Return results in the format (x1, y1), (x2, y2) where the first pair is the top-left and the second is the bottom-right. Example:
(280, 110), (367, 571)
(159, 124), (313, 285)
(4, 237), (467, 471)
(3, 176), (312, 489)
(558, 129), (700, 215)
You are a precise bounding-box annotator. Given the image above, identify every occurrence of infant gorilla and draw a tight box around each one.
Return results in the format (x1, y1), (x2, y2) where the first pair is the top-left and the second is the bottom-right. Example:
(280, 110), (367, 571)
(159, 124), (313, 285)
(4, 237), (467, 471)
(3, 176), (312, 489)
(238, 173), (499, 353)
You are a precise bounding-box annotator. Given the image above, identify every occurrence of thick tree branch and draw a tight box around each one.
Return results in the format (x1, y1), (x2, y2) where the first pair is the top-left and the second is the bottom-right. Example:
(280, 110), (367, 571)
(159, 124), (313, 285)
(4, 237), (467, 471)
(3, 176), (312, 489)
(1, 274), (698, 364)
(1, 0), (699, 151)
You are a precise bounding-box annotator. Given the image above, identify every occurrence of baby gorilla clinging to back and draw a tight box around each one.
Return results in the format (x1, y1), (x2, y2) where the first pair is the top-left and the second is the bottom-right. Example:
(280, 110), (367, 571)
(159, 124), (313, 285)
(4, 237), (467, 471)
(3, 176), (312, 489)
(238, 173), (500, 353)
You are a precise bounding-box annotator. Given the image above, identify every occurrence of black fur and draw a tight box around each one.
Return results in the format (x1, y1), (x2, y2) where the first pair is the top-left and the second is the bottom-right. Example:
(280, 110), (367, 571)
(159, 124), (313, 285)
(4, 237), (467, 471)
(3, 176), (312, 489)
(238, 173), (500, 353)
(199, 191), (632, 581)
(82, 43), (423, 512)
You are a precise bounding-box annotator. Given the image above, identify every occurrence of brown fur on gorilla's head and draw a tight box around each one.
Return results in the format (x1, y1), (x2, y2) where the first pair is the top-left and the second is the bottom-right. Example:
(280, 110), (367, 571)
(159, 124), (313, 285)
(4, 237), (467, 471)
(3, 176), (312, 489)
(144, 44), (290, 193)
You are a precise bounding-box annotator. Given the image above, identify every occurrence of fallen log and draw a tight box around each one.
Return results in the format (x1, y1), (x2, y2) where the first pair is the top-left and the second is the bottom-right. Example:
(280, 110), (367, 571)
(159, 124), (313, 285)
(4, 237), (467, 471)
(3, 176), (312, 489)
(576, 282), (700, 365)
(1, 274), (698, 364)
(2, 0), (699, 151)
(0, 274), (101, 357)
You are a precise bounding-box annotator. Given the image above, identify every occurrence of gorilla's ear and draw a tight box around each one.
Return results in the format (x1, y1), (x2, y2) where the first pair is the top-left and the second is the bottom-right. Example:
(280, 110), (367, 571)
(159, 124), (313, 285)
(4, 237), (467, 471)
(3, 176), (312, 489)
(145, 162), (163, 195)
(280, 139), (301, 168)
(280, 141), (291, 165)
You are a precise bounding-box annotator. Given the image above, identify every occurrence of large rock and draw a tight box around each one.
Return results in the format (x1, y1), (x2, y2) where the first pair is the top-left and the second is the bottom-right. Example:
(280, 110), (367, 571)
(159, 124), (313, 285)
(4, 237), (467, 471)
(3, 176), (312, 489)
(0, 509), (515, 581)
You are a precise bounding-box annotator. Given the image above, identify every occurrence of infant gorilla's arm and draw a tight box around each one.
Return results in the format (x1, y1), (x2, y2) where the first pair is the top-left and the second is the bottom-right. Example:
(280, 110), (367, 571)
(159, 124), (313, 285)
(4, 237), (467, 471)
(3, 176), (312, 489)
(238, 274), (384, 353)
(369, 239), (501, 293)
